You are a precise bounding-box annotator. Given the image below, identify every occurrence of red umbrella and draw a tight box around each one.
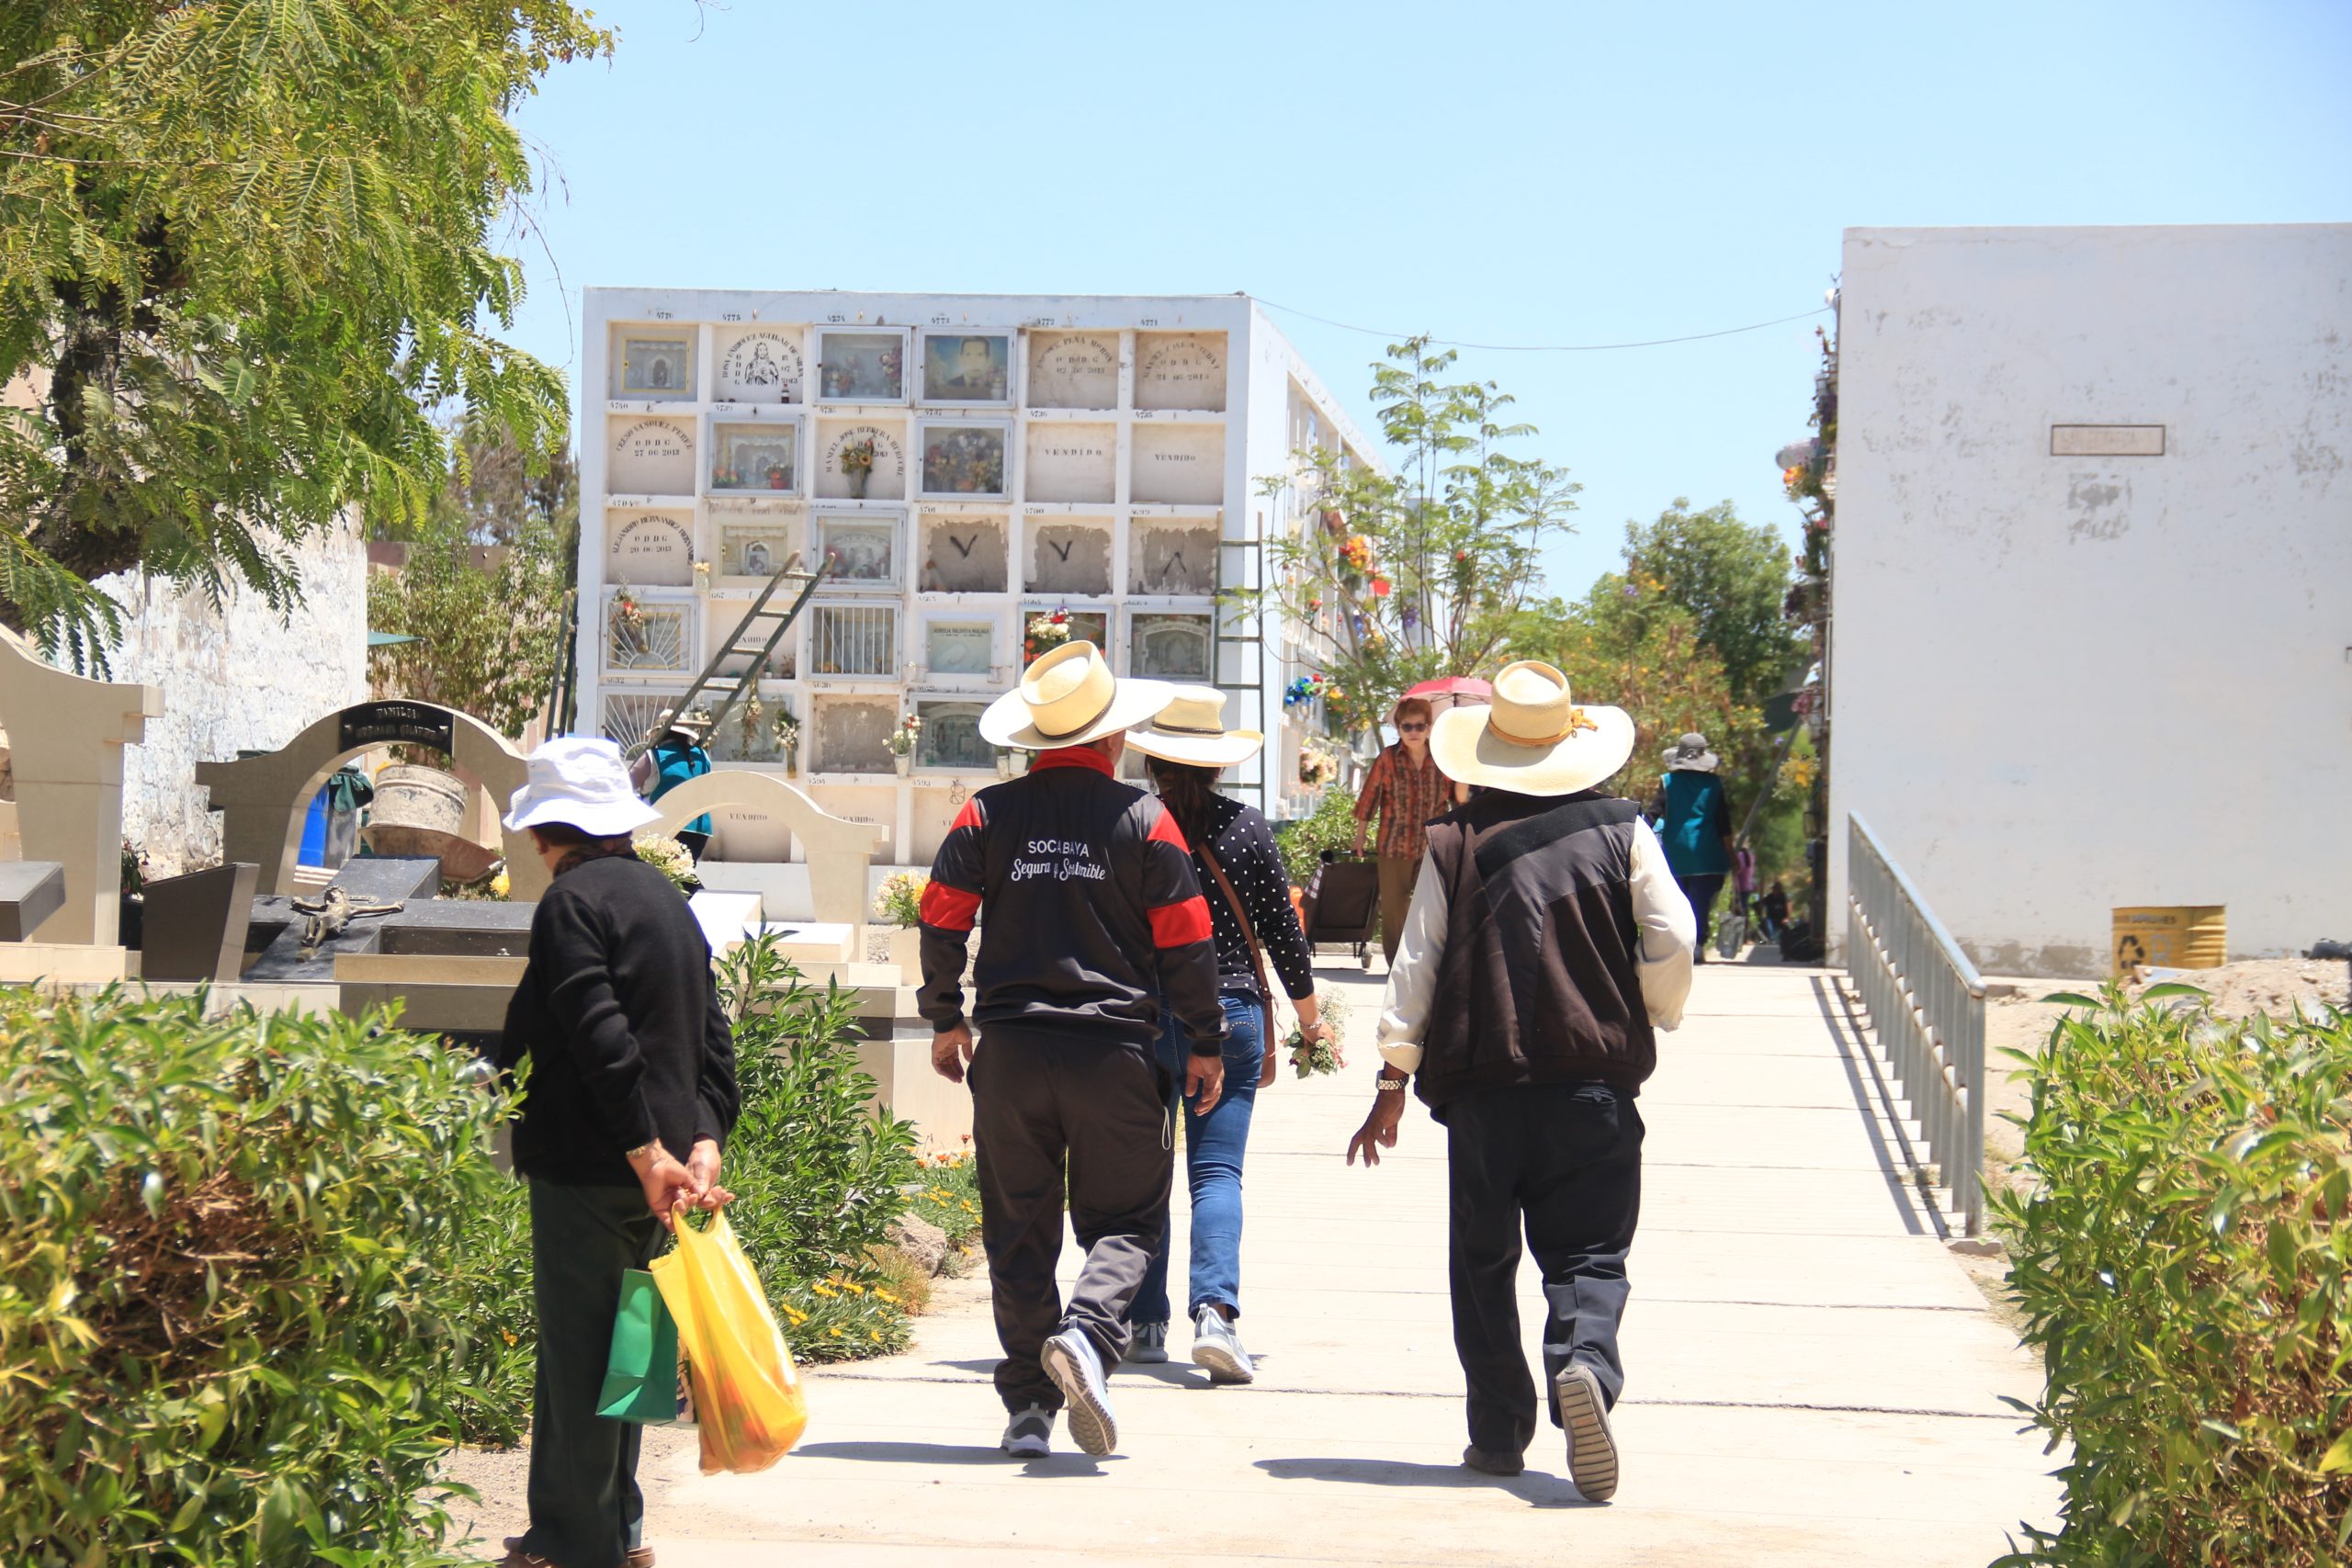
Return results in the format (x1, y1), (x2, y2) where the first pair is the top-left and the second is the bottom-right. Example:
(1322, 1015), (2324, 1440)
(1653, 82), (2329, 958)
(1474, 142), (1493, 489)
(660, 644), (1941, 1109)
(1396, 676), (1492, 722)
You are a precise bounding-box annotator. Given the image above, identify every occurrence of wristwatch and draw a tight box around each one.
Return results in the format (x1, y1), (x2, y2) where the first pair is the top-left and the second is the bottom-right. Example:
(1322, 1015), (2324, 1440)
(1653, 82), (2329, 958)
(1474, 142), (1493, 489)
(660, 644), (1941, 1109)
(1376, 1074), (1408, 1093)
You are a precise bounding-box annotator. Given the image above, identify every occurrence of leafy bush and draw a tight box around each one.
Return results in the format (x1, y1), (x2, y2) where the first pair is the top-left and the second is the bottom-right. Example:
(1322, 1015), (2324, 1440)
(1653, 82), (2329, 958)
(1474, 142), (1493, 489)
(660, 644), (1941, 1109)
(0, 989), (512, 1567)
(909, 1144), (983, 1249)
(1272, 785), (1360, 886)
(714, 935), (925, 1360)
(1992, 986), (2352, 1568)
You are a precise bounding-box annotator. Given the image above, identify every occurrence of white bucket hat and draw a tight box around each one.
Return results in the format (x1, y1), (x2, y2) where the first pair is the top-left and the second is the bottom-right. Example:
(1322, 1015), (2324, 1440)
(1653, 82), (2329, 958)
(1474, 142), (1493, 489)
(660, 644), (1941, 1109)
(503, 736), (662, 837)
(979, 641), (1173, 750)
(1429, 660), (1634, 796)
(1125, 685), (1262, 770)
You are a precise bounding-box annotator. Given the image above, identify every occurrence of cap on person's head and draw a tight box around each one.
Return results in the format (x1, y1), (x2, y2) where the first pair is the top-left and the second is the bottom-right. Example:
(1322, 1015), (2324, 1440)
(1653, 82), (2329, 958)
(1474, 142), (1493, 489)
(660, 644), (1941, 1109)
(978, 640), (1172, 751)
(503, 737), (662, 837)
(1427, 660), (1634, 796)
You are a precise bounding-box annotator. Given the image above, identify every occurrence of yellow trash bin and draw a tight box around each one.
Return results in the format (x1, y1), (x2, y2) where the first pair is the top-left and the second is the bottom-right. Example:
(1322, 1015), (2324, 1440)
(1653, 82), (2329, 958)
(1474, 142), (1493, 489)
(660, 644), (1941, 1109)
(2111, 906), (2227, 976)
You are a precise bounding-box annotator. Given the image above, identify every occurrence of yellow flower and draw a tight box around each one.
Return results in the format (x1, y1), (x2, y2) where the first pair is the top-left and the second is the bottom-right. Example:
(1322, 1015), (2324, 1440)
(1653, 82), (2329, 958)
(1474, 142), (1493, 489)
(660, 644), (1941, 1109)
(869, 1329), (884, 1343)
(828, 1326), (843, 1338)
(842, 1281), (865, 1295)
(873, 1289), (899, 1305)
(811, 1283), (837, 1298)
(490, 871), (511, 899)
(782, 1304), (808, 1325)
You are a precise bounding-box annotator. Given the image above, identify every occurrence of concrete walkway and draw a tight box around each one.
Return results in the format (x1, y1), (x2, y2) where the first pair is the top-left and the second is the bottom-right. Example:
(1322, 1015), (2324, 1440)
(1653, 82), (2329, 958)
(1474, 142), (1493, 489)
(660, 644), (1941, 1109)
(452, 963), (2059, 1565)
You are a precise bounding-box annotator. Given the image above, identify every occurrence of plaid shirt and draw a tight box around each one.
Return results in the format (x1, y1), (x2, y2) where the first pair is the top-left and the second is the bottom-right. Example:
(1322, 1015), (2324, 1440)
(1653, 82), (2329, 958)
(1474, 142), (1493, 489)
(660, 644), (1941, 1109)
(1355, 743), (1453, 862)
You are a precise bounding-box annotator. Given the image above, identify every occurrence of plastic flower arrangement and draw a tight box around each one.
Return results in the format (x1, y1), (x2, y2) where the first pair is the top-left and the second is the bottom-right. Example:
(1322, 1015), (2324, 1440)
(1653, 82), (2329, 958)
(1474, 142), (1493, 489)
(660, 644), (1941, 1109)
(839, 436), (876, 477)
(1298, 738), (1342, 787)
(1338, 534), (1374, 573)
(613, 591), (644, 630)
(631, 833), (702, 897)
(1283, 672), (1328, 708)
(873, 871), (929, 928)
(886, 713), (922, 757)
(773, 707), (801, 750)
(1024, 608), (1072, 661)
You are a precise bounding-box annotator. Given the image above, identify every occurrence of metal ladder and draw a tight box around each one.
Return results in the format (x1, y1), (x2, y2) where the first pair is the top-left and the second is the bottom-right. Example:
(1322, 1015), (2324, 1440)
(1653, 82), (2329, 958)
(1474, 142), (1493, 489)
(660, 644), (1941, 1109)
(623, 554), (833, 761)
(1216, 532), (1269, 814)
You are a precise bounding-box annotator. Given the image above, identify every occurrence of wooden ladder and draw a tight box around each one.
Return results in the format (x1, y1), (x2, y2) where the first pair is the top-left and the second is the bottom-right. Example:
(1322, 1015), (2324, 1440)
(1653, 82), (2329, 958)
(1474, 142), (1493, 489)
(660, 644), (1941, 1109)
(623, 554), (833, 761)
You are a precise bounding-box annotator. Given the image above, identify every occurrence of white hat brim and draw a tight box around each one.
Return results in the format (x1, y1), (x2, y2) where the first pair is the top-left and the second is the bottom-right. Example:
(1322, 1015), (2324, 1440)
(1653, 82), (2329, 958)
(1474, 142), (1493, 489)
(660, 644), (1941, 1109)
(979, 677), (1176, 750)
(1125, 727), (1264, 769)
(1429, 702), (1636, 795)
(502, 792), (662, 838)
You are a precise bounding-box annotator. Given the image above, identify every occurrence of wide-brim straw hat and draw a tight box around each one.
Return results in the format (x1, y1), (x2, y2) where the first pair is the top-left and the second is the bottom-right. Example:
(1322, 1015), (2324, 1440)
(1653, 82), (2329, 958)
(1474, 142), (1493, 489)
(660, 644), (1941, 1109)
(642, 706), (714, 747)
(979, 640), (1173, 750)
(1125, 684), (1262, 770)
(1662, 731), (1721, 773)
(503, 736), (662, 837)
(1429, 660), (1634, 795)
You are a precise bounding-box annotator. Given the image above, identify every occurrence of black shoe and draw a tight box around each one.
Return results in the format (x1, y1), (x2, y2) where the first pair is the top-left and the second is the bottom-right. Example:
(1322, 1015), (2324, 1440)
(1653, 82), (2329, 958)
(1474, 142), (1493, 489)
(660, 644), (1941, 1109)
(1462, 1444), (1524, 1477)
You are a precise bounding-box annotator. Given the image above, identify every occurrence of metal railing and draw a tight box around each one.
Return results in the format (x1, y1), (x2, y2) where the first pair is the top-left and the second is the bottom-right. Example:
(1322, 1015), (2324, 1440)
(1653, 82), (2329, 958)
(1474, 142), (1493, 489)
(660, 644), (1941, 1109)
(1846, 814), (1987, 1235)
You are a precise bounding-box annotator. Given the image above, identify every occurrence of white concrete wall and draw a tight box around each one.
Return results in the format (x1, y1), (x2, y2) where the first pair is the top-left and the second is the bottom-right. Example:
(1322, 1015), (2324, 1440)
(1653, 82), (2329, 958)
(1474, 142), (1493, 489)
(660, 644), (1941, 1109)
(96, 517), (368, 875)
(1829, 224), (2352, 976)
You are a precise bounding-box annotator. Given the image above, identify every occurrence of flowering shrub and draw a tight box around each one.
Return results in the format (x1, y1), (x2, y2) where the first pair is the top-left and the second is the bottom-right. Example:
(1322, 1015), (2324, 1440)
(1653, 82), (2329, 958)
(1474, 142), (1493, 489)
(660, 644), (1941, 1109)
(908, 1142), (983, 1249)
(873, 871), (928, 928)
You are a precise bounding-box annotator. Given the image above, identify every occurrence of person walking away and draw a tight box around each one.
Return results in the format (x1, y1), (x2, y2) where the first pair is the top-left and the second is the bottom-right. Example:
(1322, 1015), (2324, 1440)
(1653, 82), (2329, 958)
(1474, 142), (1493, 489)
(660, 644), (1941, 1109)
(492, 737), (741, 1568)
(1352, 695), (1455, 967)
(1344, 661), (1693, 1501)
(1647, 732), (1733, 963)
(631, 708), (716, 860)
(922, 642), (1228, 1459)
(1119, 687), (1335, 1382)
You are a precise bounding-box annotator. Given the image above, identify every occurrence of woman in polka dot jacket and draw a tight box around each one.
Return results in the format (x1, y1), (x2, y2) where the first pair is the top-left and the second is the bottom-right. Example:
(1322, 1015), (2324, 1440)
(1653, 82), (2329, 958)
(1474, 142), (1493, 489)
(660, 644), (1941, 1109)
(1117, 687), (1336, 1384)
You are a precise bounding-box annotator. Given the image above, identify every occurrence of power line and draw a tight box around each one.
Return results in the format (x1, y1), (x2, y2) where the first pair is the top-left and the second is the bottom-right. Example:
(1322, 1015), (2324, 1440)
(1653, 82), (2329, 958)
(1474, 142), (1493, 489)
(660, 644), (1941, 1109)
(1252, 298), (1832, 354)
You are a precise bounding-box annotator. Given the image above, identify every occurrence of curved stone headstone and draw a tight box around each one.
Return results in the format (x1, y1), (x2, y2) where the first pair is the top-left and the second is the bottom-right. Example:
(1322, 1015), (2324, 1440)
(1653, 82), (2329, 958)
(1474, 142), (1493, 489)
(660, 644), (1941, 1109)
(643, 770), (887, 953)
(0, 626), (163, 945)
(194, 700), (546, 900)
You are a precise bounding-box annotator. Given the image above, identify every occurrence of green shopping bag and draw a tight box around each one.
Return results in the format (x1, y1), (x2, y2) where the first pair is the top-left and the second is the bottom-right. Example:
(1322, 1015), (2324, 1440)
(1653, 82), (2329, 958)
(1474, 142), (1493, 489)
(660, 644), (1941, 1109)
(597, 1268), (694, 1425)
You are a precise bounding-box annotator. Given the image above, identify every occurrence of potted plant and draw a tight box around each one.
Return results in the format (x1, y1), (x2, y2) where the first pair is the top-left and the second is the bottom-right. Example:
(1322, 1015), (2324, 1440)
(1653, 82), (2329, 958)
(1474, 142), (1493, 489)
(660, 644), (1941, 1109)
(874, 870), (928, 982)
(887, 713), (922, 776)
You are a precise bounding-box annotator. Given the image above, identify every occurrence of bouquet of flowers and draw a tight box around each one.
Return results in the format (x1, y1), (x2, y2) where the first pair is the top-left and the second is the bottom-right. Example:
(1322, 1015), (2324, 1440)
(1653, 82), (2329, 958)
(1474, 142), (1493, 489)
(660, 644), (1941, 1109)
(1284, 987), (1351, 1078)
(614, 590), (645, 631)
(839, 436), (876, 478)
(872, 871), (929, 928)
(1283, 672), (1328, 708)
(1024, 608), (1072, 661)
(1298, 738), (1342, 787)
(887, 713), (922, 757)
(1338, 534), (1374, 575)
(774, 707), (801, 751)
(631, 833), (703, 897)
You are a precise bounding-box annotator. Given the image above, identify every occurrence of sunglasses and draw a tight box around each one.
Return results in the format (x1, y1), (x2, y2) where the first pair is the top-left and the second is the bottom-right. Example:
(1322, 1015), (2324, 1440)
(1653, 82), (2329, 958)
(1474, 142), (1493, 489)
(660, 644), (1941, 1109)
(1398, 722), (1430, 733)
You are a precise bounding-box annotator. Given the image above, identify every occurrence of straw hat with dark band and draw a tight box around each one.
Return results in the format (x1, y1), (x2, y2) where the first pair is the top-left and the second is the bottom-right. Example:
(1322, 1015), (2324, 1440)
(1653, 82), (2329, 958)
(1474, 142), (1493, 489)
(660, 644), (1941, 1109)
(1428, 660), (1634, 796)
(1125, 685), (1262, 770)
(978, 640), (1173, 750)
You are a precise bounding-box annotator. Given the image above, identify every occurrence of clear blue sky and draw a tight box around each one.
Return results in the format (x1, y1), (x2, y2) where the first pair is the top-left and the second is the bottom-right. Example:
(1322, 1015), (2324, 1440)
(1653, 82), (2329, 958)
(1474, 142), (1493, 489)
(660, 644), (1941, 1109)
(500, 0), (2351, 598)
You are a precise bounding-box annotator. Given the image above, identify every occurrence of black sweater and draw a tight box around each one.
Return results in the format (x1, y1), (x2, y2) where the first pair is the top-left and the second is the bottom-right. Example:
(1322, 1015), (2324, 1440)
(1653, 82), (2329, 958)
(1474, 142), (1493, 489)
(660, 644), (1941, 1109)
(495, 853), (740, 1188)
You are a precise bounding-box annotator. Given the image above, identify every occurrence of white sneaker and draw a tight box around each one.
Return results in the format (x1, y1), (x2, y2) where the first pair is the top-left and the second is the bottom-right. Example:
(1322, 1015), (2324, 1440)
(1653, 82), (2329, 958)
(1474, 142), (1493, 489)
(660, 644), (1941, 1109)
(1190, 1305), (1255, 1384)
(1000, 1403), (1054, 1457)
(1555, 1363), (1620, 1501)
(1126, 1321), (1170, 1363)
(1042, 1330), (1118, 1456)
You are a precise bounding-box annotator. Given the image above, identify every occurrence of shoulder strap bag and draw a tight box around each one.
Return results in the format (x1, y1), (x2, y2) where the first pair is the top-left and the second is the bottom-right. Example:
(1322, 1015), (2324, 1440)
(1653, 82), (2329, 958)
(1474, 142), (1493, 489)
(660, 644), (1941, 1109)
(1193, 835), (1276, 1056)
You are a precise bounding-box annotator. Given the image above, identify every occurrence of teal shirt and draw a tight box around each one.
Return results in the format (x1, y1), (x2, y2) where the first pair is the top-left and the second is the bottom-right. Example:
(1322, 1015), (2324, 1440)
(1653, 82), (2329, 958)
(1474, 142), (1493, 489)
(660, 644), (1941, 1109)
(650, 741), (713, 836)
(1657, 771), (1731, 878)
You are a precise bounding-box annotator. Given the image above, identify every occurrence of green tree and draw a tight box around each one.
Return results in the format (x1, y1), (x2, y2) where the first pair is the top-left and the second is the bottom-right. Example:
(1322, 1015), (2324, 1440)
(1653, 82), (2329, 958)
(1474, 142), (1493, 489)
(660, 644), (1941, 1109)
(367, 424), (577, 738)
(1244, 336), (1577, 738)
(1510, 498), (1809, 886)
(0, 1), (609, 668)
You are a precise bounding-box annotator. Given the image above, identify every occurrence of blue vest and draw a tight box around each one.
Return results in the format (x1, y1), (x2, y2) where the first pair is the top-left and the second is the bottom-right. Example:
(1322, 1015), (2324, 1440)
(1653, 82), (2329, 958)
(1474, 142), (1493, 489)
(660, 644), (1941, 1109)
(1658, 771), (1729, 877)
(650, 741), (713, 836)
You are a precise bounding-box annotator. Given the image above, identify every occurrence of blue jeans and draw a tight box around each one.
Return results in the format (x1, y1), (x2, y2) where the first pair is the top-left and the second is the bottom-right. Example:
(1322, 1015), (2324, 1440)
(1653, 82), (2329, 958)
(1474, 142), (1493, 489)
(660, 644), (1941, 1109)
(1130, 993), (1263, 1324)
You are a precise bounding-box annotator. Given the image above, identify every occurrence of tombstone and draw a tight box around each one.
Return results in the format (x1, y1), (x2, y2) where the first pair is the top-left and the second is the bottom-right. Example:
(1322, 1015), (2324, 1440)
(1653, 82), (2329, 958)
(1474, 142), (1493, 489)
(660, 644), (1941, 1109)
(640, 770), (888, 959)
(0, 861), (66, 941)
(0, 625), (163, 945)
(139, 862), (259, 983)
(194, 701), (547, 903)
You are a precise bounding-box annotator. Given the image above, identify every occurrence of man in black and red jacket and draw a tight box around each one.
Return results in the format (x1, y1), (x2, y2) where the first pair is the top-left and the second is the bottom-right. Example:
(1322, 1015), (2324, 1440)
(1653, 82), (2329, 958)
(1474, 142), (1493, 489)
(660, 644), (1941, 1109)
(923, 641), (1227, 1460)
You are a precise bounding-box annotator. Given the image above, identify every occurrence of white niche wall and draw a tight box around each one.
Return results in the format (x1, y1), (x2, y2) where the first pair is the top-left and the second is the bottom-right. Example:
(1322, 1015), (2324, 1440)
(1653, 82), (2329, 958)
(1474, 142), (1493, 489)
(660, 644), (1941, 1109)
(1129, 517), (1219, 595)
(608, 415), (696, 497)
(1134, 332), (1227, 412)
(814, 418), (909, 501)
(918, 513), (1008, 593)
(1023, 423), (1116, 502)
(713, 326), (806, 405)
(1026, 332), (1121, 410)
(605, 509), (695, 587)
(1026, 516), (1113, 596)
(1131, 424), (1225, 505)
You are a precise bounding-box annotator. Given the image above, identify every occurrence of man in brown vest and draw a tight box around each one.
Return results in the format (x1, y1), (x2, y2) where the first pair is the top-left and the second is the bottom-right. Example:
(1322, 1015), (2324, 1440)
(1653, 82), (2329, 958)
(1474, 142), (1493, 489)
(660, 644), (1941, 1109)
(1345, 661), (1694, 1502)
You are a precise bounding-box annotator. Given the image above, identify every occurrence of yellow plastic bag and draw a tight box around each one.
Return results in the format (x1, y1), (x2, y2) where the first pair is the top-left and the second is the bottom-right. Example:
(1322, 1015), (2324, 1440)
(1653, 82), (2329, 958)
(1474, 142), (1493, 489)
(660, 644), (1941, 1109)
(649, 1211), (807, 1473)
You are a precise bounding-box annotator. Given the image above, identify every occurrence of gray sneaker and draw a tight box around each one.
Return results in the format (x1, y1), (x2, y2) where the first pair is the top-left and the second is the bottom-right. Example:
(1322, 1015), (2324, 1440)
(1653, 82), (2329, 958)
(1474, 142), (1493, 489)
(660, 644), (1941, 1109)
(1555, 1363), (1620, 1501)
(1125, 1321), (1170, 1364)
(1190, 1305), (1255, 1384)
(1000, 1403), (1054, 1458)
(1042, 1330), (1118, 1455)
